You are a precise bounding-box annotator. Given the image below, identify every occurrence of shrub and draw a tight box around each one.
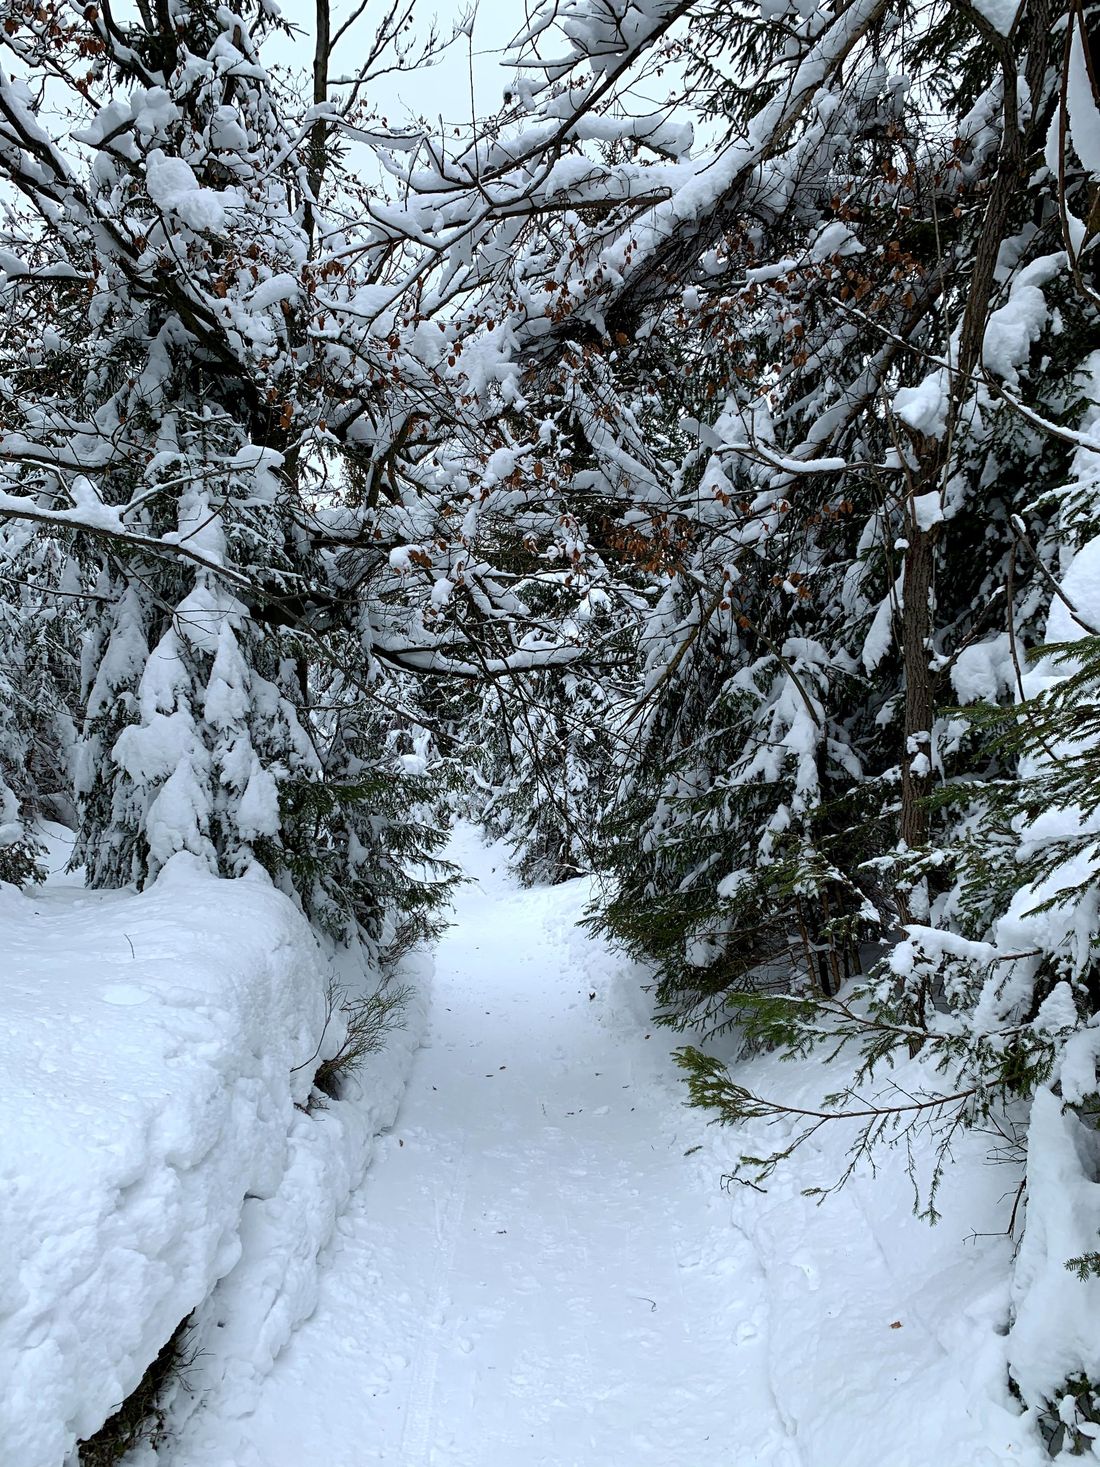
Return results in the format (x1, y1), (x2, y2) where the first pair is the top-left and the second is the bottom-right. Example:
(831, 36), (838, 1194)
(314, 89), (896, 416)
(77, 1314), (195, 1466)
(310, 980), (411, 1105)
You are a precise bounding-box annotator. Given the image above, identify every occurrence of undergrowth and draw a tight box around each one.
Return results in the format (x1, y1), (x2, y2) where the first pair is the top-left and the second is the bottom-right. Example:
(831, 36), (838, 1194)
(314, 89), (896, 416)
(309, 979), (410, 1106)
(77, 1313), (196, 1465)
(1034, 1373), (1100, 1457)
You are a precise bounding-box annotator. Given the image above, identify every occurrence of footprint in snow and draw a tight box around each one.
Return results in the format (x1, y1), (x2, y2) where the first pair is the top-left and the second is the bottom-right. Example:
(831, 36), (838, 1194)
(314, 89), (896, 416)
(99, 984), (152, 1006)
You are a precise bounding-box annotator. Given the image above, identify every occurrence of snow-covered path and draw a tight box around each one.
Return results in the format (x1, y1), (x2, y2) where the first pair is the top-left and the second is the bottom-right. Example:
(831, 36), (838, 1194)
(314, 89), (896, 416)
(221, 830), (792, 1467)
(155, 827), (1053, 1467)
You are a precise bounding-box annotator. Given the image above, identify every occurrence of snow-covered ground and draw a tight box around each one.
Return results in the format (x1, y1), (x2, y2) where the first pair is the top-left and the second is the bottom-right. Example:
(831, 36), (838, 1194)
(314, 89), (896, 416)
(714, 1061), (1043, 1467)
(0, 822), (1053, 1465)
(0, 826), (426, 1467)
(159, 824), (1046, 1467)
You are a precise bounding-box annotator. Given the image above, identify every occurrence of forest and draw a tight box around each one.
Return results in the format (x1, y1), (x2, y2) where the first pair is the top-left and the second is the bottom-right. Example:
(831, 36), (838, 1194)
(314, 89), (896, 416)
(2, 0), (1100, 1461)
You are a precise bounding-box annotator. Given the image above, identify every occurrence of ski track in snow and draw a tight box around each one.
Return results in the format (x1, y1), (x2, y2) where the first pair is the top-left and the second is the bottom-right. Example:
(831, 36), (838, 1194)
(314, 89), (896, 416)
(208, 828), (794, 1467)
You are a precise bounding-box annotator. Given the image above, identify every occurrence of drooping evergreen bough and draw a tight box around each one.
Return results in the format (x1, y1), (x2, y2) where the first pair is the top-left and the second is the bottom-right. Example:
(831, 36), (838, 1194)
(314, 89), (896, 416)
(0, 0), (530, 956)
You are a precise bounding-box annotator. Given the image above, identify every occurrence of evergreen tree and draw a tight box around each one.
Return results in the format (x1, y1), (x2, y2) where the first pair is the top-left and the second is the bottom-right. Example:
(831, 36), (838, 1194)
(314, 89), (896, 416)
(0, 0), (465, 942)
(471, 580), (626, 885)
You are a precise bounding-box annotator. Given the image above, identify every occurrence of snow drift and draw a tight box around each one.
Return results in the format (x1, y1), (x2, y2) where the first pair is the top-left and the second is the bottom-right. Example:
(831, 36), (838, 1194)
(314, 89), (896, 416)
(0, 852), (416, 1467)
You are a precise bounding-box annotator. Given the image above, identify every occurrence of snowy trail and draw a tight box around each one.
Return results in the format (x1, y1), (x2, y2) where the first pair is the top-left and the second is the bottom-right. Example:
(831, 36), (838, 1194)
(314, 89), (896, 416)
(158, 826), (1049, 1467)
(214, 829), (795, 1467)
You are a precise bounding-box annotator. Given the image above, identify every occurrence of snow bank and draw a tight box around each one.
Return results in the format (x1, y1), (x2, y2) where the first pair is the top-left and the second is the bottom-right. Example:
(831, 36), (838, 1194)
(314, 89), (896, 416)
(0, 854), (425, 1467)
(995, 532), (1100, 1423)
(152, 949), (429, 1467)
(569, 880), (1044, 1466)
(691, 1041), (1046, 1467)
(1009, 1088), (1100, 1410)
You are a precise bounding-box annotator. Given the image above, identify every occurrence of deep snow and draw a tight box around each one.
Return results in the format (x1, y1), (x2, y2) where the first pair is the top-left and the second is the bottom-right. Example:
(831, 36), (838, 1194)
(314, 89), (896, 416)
(0, 823), (1057, 1465)
(0, 823), (426, 1467)
(0, 839), (335, 1467)
(160, 825), (1048, 1467)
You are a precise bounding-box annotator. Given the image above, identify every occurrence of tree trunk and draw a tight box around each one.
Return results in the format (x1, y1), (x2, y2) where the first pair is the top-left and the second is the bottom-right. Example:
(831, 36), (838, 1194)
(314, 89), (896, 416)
(304, 0), (331, 243)
(895, 0), (1050, 855)
(900, 515), (936, 852)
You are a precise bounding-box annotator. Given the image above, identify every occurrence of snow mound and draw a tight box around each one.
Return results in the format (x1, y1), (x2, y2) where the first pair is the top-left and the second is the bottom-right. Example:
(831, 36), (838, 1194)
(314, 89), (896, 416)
(0, 855), (336, 1467)
(705, 1042), (1047, 1467)
(154, 947), (429, 1466)
(1044, 532), (1100, 644)
(1009, 1088), (1100, 1410)
(145, 150), (236, 232)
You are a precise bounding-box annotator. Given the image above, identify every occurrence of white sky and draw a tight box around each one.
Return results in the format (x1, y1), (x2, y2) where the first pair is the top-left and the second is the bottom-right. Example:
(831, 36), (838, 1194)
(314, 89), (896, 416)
(270, 0), (518, 128)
